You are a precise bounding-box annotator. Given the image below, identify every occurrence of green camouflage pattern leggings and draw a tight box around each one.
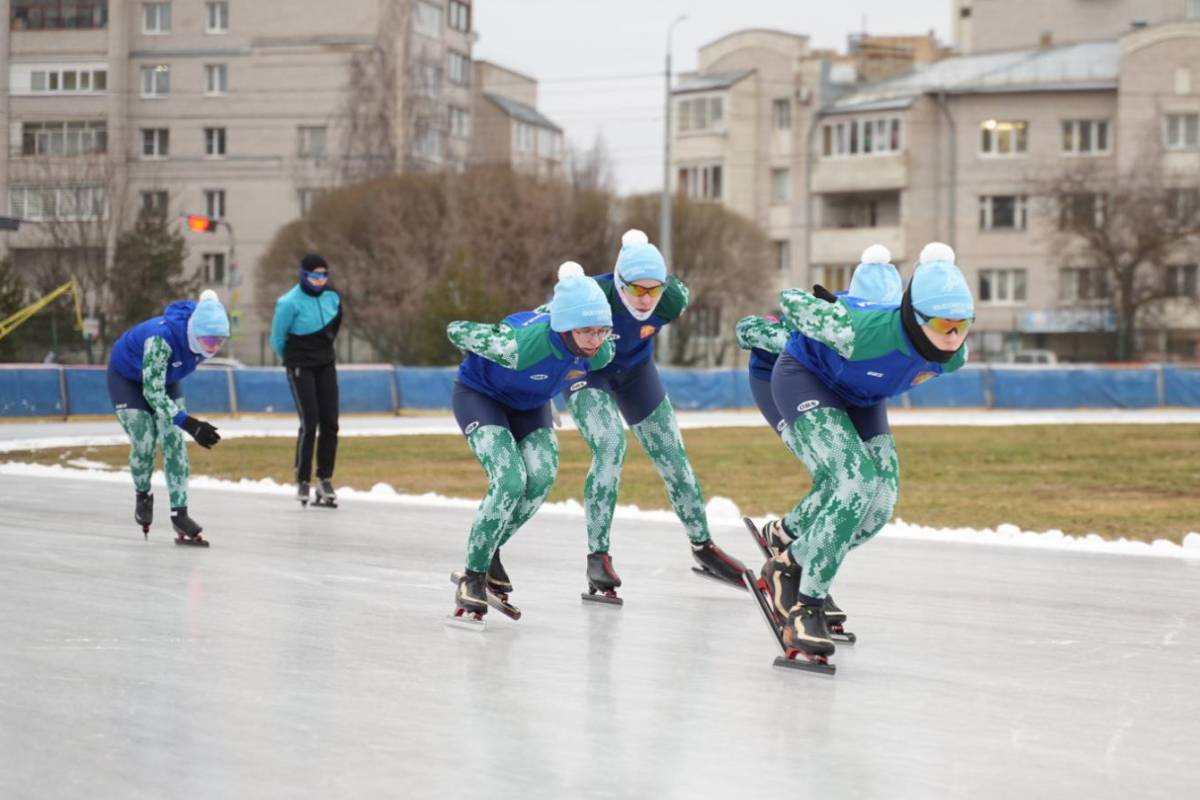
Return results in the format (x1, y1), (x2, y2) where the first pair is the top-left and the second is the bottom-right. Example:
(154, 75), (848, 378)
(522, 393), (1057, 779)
(779, 408), (900, 598)
(116, 405), (190, 509)
(568, 388), (710, 552)
(463, 425), (559, 572)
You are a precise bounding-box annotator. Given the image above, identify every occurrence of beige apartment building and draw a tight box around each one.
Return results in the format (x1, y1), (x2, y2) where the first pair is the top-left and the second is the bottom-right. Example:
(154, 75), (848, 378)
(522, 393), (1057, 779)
(1, 1), (559, 364)
(672, 15), (1200, 362)
(471, 61), (564, 180)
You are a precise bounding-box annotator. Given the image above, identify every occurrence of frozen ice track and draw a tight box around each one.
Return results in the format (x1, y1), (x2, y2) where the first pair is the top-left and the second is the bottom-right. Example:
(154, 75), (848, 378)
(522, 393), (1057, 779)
(1, 472), (1198, 798)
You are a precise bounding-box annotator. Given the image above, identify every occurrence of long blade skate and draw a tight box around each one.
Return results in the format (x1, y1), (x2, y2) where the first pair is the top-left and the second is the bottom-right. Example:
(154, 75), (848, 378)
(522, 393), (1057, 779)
(743, 516), (771, 558)
(691, 566), (748, 592)
(742, 568), (835, 676)
(444, 607), (486, 631)
(450, 572), (521, 620)
(581, 585), (623, 606)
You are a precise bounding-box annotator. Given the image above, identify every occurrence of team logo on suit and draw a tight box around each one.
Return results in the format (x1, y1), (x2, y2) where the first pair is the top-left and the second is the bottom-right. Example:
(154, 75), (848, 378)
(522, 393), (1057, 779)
(566, 369), (587, 380)
(911, 371), (937, 386)
(639, 325), (656, 339)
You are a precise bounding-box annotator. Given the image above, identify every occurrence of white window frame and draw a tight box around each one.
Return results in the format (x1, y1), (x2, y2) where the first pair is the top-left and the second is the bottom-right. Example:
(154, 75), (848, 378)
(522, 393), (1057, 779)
(204, 127), (226, 158)
(979, 119), (1028, 157)
(977, 268), (1027, 305)
(1061, 119), (1111, 156)
(141, 190), (169, 216)
(449, 106), (471, 139)
(414, 1), (443, 39)
(447, 50), (471, 86)
(772, 98), (792, 131)
(1165, 112), (1200, 150)
(818, 264), (851, 293)
(513, 122), (535, 154)
(9, 185), (107, 222)
(448, 0), (471, 32)
(1188, 0), (1200, 19)
(1165, 264), (1198, 298)
(821, 116), (902, 158)
(978, 194), (1028, 231)
(416, 63), (442, 99)
(774, 240), (792, 273)
(205, 1), (229, 34)
(21, 121), (108, 156)
(297, 126), (327, 159)
(1059, 192), (1107, 230)
(677, 95), (725, 134)
(141, 127), (169, 159)
(1059, 266), (1110, 302)
(676, 163), (723, 200)
(415, 124), (445, 162)
(142, 2), (172, 35)
(26, 67), (108, 95)
(771, 168), (791, 205)
(140, 64), (170, 98)
(204, 189), (226, 219)
(202, 252), (227, 285)
(205, 64), (228, 96)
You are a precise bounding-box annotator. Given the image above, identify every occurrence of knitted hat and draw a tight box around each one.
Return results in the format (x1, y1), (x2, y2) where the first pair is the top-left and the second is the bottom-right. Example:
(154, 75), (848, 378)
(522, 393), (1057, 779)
(911, 243), (973, 320)
(550, 262), (613, 332)
(187, 289), (231, 354)
(614, 229), (667, 284)
(847, 244), (902, 304)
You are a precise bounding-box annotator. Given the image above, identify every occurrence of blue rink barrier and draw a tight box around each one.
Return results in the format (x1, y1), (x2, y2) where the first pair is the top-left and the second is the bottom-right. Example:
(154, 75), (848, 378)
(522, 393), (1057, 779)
(3, 363), (1200, 418)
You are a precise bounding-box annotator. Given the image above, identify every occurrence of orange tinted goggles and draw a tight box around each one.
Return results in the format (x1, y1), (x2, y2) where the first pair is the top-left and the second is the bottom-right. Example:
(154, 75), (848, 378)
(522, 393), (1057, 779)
(915, 310), (974, 336)
(619, 279), (665, 299)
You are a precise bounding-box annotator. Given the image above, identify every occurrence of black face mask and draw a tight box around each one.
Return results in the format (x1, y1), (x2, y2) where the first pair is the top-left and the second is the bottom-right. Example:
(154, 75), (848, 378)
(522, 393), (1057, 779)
(298, 269), (329, 297)
(900, 287), (958, 364)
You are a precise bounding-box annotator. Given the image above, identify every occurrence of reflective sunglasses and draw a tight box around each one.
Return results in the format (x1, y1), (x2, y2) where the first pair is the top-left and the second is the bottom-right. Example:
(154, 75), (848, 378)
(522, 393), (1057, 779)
(915, 309), (974, 336)
(198, 335), (227, 351)
(619, 279), (665, 299)
(304, 270), (330, 282)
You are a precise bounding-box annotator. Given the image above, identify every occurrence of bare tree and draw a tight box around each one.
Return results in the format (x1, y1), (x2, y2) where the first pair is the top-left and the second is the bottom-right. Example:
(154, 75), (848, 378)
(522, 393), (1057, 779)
(1036, 153), (1200, 361)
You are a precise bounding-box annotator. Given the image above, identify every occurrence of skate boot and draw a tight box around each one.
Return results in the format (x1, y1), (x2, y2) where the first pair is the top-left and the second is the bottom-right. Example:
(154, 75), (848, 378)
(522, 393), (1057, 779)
(314, 479), (337, 508)
(170, 507), (209, 547)
(782, 601), (836, 660)
(446, 569), (488, 630)
(760, 547), (802, 620)
(135, 490), (154, 538)
(822, 595), (856, 643)
(582, 551), (622, 606)
(487, 549), (513, 597)
(690, 539), (748, 591)
(296, 481), (310, 507)
(762, 519), (795, 557)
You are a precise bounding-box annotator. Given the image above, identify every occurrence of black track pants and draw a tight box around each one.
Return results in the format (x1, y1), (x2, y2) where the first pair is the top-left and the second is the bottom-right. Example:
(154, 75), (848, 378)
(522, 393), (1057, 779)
(286, 362), (340, 483)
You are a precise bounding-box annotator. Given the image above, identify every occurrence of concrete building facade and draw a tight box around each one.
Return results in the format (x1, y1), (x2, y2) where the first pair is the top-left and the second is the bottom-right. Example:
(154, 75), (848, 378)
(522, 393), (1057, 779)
(671, 18), (1200, 362)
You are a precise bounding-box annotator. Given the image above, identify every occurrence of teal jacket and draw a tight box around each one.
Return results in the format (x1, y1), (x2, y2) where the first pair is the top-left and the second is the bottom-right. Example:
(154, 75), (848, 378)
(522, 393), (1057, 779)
(271, 284), (342, 367)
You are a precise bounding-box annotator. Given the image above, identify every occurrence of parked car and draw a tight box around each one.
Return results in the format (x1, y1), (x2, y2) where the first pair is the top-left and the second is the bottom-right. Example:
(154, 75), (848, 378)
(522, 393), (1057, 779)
(1005, 349), (1058, 365)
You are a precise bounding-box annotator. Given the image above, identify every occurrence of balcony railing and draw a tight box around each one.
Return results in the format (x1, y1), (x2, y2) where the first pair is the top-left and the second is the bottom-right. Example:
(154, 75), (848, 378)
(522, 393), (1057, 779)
(811, 225), (905, 263)
(811, 152), (908, 194)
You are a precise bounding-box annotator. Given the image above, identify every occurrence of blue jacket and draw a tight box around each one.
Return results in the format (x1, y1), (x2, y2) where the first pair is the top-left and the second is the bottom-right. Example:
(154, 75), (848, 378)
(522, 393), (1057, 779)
(592, 274), (688, 374)
(109, 301), (203, 387)
(271, 284), (342, 367)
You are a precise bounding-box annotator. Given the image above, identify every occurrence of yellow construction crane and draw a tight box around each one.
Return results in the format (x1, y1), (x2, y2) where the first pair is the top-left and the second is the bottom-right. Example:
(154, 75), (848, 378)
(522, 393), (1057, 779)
(0, 277), (86, 341)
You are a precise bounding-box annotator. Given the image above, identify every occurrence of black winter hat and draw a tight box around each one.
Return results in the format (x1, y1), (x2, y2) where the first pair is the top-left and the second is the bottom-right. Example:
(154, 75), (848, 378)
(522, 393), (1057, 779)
(299, 253), (328, 271)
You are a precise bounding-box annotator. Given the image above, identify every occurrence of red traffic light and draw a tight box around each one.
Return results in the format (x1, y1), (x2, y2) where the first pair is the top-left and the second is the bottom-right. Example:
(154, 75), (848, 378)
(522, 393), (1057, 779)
(186, 215), (218, 233)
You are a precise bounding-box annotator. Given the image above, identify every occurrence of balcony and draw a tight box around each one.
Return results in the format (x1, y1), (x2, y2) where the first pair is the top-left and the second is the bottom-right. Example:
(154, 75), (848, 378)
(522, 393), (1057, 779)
(811, 226), (906, 264)
(811, 152), (908, 194)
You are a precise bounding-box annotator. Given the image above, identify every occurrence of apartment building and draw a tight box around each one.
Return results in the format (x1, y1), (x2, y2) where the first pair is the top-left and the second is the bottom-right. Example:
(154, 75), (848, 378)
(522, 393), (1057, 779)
(471, 61), (564, 180)
(671, 19), (1200, 362)
(1, 0), (480, 364)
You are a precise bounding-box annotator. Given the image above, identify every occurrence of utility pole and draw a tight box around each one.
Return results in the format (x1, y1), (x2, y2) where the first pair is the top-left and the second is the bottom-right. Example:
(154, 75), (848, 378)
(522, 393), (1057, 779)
(660, 14), (687, 365)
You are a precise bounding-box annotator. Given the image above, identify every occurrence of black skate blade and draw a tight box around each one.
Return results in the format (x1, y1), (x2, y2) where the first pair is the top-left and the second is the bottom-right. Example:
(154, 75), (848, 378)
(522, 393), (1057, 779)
(581, 591), (623, 607)
(774, 655), (836, 675)
(744, 568), (789, 653)
(313, 500), (337, 509)
(444, 613), (486, 632)
(830, 631), (856, 644)
(742, 516), (771, 558)
(691, 566), (748, 592)
(174, 537), (210, 548)
(450, 573), (521, 620)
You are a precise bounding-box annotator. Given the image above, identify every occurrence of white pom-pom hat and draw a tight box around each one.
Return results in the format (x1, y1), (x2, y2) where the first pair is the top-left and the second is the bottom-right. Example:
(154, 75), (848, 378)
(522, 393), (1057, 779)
(615, 229), (666, 284)
(860, 244), (892, 265)
(918, 242), (956, 265)
(550, 261), (612, 332)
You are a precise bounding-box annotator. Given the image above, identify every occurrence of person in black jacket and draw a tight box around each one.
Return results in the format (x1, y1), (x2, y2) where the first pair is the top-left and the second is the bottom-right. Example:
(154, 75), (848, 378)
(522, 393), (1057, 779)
(270, 253), (343, 507)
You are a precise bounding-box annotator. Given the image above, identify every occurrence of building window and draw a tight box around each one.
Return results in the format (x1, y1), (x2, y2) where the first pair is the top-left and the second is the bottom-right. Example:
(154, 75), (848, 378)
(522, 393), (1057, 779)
(676, 163), (723, 200)
(415, 124), (445, 162)
(447, 50), (471, 86)
(298, 126), (327, 159)
(142, 2), (171, 34)
(1188, 0), (1200, 19)
(448, 0), (471, 32)
(8, 185), (107, 221)
(772, 98), (792, 131)
(1168, 188), (1200, 223)
(140, 64), (170, 97)
(979, 119), (1028, 156)
(449, 106), (471, 139)
(677, 95), (725, 134)
(774, 240), (791, 273)
(205, 64), (228, 95)
(201, 252), (226, 285)
(25, 67), (108, 95)
(1166, 113), (1200, 150)
(21, 121), (107, 156)
(1059, 267), (1109, 302)
(1059, 192), (1106, 230)
(141, 190), (169, 216)
(1165, 264), (1198, 297)
(979, 195), (1027, 231)
(416, 63), (442, 98)
(298, 188), (325, 215)
(204, 127), (226, 157)
(205, 1), (228, 33)
(414, 0), (442, 38)
(819, 265), (851, 293)
(978, 268), (1027, 304)
(513, 122), (535, 153)
(141, 128), (170, 158)
(821, 117), (902, 157)
(204, 189), (225, 219)
(12, 1), (109, 30)
(1061, 119), (1110, 155)
(771, 168), (790, 205)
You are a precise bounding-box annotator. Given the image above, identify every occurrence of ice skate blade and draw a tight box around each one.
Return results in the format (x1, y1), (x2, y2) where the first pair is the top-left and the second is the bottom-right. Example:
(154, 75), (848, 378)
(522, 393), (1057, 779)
(313, 500), (337, 509)
(444, 613), (486, 631)
(691, 566), (748, 592)
(743, 516), (771, 558)
(774, 655), (836, 675)
(174, 537), (210, 548)
(450, 572), (522, 620)
(830, 630), (857, 644)
(581, 591), (623, 607)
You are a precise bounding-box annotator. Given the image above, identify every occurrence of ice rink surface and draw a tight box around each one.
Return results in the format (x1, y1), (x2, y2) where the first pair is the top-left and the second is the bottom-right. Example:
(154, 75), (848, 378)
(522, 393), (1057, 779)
(2, 472), (1199, 799)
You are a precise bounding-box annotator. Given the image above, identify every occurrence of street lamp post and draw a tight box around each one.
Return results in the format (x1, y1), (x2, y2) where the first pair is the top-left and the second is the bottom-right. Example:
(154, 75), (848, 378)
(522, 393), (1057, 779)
(660, 13), (687, 365)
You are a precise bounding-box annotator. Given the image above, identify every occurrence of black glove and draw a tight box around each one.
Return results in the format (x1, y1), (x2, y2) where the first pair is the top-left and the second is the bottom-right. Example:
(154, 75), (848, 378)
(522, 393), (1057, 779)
(181, 415), (221, 449)
(812, 284), (839, 303)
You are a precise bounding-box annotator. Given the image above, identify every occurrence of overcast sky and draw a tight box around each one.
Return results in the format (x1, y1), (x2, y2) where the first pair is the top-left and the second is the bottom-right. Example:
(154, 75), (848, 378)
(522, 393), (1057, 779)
(473, 0), (954, 195)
